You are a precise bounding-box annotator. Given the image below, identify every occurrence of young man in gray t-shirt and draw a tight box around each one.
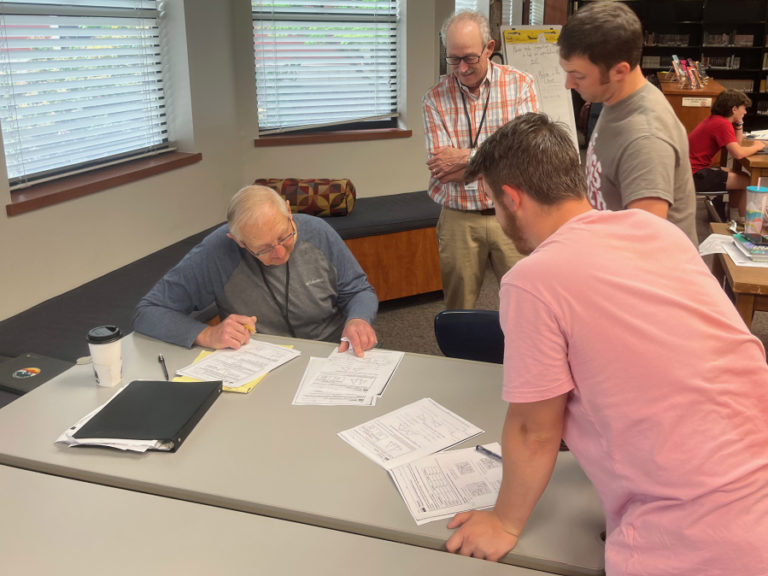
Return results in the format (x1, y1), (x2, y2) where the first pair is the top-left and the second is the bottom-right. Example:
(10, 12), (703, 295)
(558, 2), (697, 245)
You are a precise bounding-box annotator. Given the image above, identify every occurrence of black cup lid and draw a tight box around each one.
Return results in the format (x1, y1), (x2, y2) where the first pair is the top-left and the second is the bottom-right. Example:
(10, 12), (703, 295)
(86, 325), (122, 344)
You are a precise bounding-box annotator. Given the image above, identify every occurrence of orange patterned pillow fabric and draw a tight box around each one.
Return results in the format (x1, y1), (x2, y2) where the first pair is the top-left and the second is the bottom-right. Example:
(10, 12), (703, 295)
(253, 178), (356, 217)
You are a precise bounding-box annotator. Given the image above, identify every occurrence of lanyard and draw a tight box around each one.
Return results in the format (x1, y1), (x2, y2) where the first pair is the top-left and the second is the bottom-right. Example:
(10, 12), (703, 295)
(258, 261), (295, 338)
(458, 76), (491, 150)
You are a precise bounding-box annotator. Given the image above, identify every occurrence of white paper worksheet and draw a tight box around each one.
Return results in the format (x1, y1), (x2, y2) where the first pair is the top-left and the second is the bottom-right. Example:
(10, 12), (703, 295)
(177, 339), (300, 388)
(292, 348), (404, 406)
(389, 443), (503, 525)
(337, 398), (483, 470)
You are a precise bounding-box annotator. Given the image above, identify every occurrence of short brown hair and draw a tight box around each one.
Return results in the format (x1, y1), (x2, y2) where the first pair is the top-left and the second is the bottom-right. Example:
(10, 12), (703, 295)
(711, 89), (752, 117)
(558, 2), (643, 72)
(466, 113), (586, 205)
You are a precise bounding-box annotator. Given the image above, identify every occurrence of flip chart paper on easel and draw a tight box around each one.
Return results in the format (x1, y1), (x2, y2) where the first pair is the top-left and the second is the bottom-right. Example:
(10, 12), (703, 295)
(501, 25), (579, 151)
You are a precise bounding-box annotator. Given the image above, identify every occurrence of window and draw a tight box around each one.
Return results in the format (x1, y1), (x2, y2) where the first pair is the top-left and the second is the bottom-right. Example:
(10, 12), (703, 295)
(529, 0), (545, 25)
(0, 0), (169, 188)
(454, 0), (489, 15)
(252, 0), (400, 135)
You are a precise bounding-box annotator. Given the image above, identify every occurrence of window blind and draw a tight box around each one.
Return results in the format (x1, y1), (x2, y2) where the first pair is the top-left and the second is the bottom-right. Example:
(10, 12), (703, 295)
(454, 0), (491, 15)
(454, 0), (479, 11)
(0, 0), (168, 187)
(252, 0), (399, 135)
(529, 0), (545, 25)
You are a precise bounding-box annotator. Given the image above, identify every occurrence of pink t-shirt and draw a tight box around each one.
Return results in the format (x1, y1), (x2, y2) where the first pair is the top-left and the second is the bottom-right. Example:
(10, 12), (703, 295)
(500, 209), (768, 576)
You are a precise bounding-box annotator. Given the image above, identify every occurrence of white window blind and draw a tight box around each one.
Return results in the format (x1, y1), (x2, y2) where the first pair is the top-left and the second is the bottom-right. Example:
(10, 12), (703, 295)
(529, 0), (545, 25)
(252, 0), (400, 135)
(455, 1), (478, 11)
(0, 0), (169, 187)
(454, 0), (489, 16)
(503, 0), (524, 25)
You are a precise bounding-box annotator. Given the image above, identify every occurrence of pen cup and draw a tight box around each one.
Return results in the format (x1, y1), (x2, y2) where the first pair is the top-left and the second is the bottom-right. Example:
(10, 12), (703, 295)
(746, 186), (768, 235)
(86, 325), (123, 387)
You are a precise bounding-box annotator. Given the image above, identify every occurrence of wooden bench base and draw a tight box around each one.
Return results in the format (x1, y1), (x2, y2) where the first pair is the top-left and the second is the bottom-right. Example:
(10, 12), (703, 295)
(344, 227), (442, 301)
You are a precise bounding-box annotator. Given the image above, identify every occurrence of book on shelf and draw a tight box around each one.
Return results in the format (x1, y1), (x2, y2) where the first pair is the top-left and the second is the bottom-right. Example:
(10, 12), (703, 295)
(704, 31), (731, 46)
(733, 34), (754, 47)
(702, 54), (741, 70)
(646, 32), (690, 47)
(717, 78), (754, 92)
(732, 232), (768, 262)
(642, 55), (661, 69)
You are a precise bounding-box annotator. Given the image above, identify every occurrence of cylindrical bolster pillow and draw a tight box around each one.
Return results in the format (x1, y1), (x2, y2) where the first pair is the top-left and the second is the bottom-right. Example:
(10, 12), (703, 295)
(253, 178), (356, 217)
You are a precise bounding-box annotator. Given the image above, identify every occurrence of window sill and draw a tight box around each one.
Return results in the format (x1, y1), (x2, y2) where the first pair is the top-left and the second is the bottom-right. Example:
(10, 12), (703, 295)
(254, 127), (412, 147)
(6, 151), (203, 217)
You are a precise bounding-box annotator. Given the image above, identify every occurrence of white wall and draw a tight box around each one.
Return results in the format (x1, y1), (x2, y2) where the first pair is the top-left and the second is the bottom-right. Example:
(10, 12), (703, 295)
(0, 0), (444, 321)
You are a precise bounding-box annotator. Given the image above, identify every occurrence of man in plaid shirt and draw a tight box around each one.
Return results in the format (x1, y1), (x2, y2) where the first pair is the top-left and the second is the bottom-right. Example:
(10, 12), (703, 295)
(423, 10), (538, 309)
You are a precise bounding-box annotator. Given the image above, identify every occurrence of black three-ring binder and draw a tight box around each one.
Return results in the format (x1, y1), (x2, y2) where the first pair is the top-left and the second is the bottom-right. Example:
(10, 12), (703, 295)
(73, 380), (222, 452)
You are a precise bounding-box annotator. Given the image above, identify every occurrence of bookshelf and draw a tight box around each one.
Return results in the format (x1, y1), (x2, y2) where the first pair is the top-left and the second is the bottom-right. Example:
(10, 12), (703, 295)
(570, 0), (768, 129)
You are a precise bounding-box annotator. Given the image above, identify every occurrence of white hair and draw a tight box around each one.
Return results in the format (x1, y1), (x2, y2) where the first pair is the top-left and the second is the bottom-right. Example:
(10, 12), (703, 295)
(226, 185), (289, 240)
(440, 10), (492, 47)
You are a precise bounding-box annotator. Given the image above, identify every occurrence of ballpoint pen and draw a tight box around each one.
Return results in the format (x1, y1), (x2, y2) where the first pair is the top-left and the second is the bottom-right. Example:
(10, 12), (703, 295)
(475, 444), (502, 462)
(158, 354), (170, 381)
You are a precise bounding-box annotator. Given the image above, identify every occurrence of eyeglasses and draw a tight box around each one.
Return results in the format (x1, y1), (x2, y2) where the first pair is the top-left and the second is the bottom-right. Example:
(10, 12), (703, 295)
(445, 54), (483, 65)
(243, 219), (296, 258)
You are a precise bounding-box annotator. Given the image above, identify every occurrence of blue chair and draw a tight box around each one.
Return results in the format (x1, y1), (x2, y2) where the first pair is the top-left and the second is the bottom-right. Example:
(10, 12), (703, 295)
(434, 309), (570, 452)
(433, 309), (504, 364)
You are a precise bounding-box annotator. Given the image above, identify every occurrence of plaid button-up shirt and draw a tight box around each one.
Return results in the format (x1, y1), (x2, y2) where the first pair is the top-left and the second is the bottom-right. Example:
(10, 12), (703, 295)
(423, 61), (538, 210)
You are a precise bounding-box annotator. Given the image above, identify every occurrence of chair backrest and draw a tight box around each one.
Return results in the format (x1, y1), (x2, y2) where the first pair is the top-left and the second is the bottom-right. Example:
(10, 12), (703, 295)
(434, 309), (504, 364)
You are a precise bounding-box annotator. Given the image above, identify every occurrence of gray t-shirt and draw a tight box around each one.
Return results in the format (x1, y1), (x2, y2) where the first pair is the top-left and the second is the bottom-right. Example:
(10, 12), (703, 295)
(585, 81), (698, 245)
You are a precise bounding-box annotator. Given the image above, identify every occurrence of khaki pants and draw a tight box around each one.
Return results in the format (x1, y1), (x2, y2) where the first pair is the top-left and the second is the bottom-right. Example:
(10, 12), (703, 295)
(436, 206), (523, 309)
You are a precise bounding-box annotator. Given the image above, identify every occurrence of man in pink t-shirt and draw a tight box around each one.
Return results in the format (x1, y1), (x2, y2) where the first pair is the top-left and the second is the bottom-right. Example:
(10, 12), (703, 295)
(445, 112), (768, 576)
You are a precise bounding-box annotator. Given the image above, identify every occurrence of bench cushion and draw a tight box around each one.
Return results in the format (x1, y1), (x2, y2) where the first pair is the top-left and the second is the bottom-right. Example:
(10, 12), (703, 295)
(254, 178), (356, 217)
(327, 191), (440, 240)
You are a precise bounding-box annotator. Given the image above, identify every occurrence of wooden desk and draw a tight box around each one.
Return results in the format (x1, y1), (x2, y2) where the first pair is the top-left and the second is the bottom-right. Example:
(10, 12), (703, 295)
(659, 78), (725, 134)
(710, 222), (768, 327)
(0, 333), (606, 576)
(0, 465), (551, 576)
(736, 153), (768, 187)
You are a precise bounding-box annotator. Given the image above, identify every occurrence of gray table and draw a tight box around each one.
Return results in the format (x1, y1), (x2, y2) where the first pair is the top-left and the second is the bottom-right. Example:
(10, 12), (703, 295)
(0, 333), (605, 575)
(0, 465), (552, 576)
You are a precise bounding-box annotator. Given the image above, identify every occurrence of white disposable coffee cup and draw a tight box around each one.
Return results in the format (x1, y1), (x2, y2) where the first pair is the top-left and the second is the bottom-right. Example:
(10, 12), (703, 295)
(86, 325), (123, 387)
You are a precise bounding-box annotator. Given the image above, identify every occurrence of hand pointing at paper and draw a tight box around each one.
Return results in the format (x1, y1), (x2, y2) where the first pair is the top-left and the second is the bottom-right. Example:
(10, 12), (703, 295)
(338, 318), (377, 357)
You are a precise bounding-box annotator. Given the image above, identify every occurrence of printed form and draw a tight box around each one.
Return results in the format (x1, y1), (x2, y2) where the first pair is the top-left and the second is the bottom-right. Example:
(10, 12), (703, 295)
(337, 397), (483, 470)
(389, 443), (503, 525)
(293, 348), (404, 406)
(177, 339), (300, 389)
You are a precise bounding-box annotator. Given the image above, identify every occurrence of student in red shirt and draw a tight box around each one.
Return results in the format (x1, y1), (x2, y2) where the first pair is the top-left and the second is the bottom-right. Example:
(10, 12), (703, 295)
(688, 89), (765, 221)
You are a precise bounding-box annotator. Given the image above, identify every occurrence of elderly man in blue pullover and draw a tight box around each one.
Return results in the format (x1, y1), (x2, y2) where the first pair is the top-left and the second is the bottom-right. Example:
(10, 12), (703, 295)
(133, 185), (378, 357)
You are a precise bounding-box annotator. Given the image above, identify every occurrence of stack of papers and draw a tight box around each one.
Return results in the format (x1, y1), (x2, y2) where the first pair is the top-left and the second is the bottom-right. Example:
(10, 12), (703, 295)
(292, 348), (404, 406)
(338, 397), (498, 524)
(699, 233), (768, 268)
(338, 398), (483, 469)
(176, 339), (300, 390)
(390, 443), (503, 525)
